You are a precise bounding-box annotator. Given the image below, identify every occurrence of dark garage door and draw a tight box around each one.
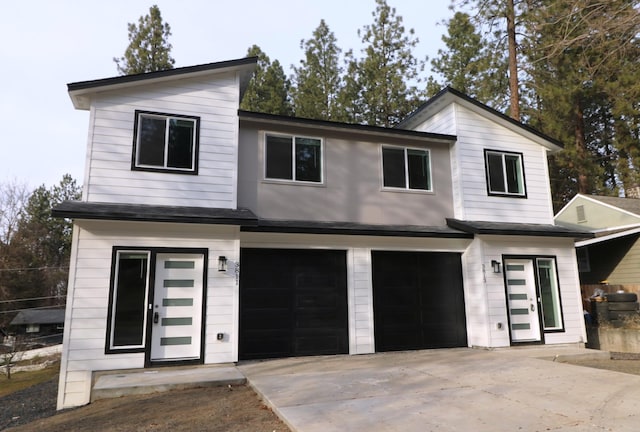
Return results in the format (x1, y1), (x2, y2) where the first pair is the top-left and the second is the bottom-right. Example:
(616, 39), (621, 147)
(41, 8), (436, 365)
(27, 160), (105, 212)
(372, 251), (467, 352)
(239, 248), (349, 360)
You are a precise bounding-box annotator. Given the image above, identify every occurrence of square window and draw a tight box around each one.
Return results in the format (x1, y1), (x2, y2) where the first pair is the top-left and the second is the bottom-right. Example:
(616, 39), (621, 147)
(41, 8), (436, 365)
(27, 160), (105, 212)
(133, 111), (199, 174)
(265, 134), (322, 183)
(382, 147), (431, 191)
(485, 150), (525, 197)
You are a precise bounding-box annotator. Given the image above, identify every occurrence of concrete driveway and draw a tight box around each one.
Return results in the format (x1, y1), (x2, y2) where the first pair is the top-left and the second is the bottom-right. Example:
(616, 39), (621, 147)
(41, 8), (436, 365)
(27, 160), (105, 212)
(238, 347), (640, 431)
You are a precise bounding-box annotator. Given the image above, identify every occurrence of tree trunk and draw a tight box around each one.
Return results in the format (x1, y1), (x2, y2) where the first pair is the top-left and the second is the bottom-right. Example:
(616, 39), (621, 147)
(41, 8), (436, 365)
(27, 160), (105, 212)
(506, 0), (520, 121)
(574, 100), (589, 193)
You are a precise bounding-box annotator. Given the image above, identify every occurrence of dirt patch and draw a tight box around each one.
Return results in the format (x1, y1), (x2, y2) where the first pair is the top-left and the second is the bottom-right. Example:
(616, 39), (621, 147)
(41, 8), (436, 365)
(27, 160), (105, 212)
(5, 383), (289, 432)
(560, 357), (640, 376)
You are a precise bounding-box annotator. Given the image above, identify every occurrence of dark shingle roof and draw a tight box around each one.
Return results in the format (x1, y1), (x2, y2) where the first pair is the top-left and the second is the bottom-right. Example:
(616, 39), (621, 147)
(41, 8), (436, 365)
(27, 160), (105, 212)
(242, 219), (473, 238)
(10, 309), (65, 326)
(446, 218), (594, 239)
(588, 195), (640, 216)
(52, 201), (258, 226)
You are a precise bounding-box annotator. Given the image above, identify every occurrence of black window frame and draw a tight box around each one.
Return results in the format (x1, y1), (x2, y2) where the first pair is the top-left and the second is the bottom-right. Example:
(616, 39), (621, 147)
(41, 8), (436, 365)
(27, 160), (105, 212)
(381, 145), (432, 192)
(132, 110), (200, 175)
(484, 149), (527, 198)
(105, 247), (152, 354)
(264, 133), (323, 183)
(105, 246), (209, 356)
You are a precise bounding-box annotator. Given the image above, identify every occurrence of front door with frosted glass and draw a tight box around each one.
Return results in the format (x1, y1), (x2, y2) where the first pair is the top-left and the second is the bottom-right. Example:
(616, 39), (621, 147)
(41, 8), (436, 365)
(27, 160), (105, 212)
(505, 259), (542, 343)
(504, 257), (564, 344)
(150, 253), (205, 362)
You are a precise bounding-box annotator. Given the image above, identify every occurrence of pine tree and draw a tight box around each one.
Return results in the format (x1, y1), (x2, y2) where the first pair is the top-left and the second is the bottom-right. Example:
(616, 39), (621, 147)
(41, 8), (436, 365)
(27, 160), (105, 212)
(426, 11), (508, 107)
(113, 5), (175, 75)
(291, 20), (343, 120)
(240, 45), (292, 116)
(342, 0), (426, 127)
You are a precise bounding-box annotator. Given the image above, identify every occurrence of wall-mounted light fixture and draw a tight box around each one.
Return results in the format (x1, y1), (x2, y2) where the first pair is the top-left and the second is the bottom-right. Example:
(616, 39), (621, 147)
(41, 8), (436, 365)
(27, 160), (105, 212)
(218, 256), (228, 272)
(491, 260), (501, 274)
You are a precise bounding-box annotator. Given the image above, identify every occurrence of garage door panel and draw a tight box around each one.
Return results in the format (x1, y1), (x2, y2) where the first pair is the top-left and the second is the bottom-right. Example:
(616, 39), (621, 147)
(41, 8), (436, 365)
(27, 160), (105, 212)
(373, 251), (467, 352)
(239, 249), (348, 360)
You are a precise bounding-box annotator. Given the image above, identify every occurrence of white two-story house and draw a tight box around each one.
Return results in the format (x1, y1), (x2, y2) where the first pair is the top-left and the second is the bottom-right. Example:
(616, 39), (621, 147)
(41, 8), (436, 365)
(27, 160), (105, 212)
(53, 57), (591, 409)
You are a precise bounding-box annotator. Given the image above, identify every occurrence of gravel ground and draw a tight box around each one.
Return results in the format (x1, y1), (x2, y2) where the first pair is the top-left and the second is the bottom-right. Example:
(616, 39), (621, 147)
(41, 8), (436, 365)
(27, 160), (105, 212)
(0, 377), (58, 430)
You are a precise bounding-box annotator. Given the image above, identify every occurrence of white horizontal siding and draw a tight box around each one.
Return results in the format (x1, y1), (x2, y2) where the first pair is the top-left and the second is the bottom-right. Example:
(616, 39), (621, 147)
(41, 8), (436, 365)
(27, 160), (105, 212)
(460, 238), (490, 347)
(479, 236), (586, 347)
(414, 103), (457, 136)
(83, 73), (240, 208)
(349, 249), (375, 354)
(452, 104), (554, 224)
(57, 220), (240, 409)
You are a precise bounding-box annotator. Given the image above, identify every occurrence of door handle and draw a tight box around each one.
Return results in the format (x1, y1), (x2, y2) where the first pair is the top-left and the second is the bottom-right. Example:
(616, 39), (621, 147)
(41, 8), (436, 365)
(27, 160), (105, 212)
(530, 304), (535, 312)
(154, 312), (159, 324)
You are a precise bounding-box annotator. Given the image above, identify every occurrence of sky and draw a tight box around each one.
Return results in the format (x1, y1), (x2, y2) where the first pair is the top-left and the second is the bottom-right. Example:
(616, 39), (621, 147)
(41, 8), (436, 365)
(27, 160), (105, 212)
(0, 0), (454, 190)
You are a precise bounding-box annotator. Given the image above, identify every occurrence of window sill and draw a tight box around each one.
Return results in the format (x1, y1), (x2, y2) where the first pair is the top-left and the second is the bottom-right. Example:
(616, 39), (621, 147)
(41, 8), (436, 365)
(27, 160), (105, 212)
(380, 187), (435, 195)
(132, 166), (198, 176)
(487, 192), (527, 199)
(262, 179), (326, 188)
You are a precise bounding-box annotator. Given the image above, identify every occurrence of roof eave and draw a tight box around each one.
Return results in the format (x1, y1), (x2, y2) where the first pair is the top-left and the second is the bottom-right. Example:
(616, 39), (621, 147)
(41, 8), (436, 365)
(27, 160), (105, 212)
(68, 57), (258, 110)
(397, 87), (564, 153)
(239, 110), (457, 144)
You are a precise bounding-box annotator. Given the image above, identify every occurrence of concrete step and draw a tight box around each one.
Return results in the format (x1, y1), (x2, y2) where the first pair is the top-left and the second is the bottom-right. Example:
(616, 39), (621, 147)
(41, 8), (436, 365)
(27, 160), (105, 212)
(91, 364), (246, 402)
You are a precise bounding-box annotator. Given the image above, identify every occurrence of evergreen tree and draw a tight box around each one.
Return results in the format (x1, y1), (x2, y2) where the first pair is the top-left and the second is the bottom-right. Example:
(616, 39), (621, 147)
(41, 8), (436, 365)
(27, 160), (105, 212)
(0, 175), (81, 327)
(113, 5), (175, 75)
(455, 0), (531, 120)
(240, 45), (292, 115)
(291, 20), (343, 120)
(342, 0), (426, 127)
(426, 11), (508, 107)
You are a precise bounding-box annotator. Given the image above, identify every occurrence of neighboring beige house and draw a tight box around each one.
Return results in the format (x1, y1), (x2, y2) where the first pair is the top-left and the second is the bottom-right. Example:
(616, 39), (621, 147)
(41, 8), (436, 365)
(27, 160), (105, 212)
(53, 58), (591, 410)
(555, 194), (640, 285)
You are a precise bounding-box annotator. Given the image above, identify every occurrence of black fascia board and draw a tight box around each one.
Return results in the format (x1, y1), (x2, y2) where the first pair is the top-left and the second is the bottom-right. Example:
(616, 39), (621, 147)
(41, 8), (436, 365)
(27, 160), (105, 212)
(241, 219), (473, 239)
(446, 218), (594, 239)
(52, 201), (258, 226)
(67, 57), (258, 92)
(397, 87), (564, 149)
(238, 110), (457, 143)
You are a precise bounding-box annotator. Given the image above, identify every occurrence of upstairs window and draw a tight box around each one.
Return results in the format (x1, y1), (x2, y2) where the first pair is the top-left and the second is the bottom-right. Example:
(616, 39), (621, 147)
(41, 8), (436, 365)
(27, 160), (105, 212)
(265, 134), (322, 183)
(485, 150), (526, 197)
(382, 146), (431, 191)
(133, 111), (199, 174)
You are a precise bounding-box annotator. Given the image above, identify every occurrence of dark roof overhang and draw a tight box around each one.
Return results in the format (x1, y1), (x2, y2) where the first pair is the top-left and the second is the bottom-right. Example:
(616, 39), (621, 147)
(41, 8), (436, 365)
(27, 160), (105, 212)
(397, 87), (564, 151)
(239, 110), (457, 144)
(68, 57), (258, 110)
(242, 219), (473, 238)
(446, 218), (594, 239)
(52, 201), (258, 226)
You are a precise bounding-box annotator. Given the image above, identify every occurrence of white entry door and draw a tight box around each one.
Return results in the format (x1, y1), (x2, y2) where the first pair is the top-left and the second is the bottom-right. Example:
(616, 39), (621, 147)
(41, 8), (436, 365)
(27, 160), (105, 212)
(504, 259), (541, 343)
(150, 253), (205, 362)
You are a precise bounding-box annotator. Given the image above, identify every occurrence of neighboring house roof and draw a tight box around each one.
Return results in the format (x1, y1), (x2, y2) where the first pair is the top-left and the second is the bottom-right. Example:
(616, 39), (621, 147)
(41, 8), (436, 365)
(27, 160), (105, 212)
(242, 219), (473, 239)
(67, 57), (258, 110)
(587, 195), (640, 216)
(446, 219), (594, 239)
(10, 309), (65, 326)
(239, 110), (457, 144)
(576, 226), (640, 247)
(52, 201), (259, 226)
(396, 87), (564, 153)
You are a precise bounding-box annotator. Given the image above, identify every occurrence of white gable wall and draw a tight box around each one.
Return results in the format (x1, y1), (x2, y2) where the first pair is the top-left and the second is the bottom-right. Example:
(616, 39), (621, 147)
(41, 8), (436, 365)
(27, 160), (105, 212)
(82, 73), (240, 208)
(415, 102), (555, 224)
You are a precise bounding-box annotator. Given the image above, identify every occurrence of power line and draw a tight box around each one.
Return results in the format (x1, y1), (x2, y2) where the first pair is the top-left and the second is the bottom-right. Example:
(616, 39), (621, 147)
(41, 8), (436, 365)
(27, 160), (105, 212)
(0, 305), (66, 315)
(0, 295), (66, 304)
(0, 266), (69, 272)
